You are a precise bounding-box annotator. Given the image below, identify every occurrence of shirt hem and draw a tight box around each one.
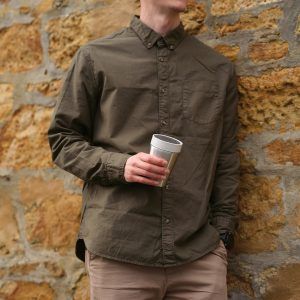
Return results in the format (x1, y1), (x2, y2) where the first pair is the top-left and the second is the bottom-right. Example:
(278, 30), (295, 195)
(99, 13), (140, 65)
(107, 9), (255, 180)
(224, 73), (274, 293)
(78, 236), (220, 268)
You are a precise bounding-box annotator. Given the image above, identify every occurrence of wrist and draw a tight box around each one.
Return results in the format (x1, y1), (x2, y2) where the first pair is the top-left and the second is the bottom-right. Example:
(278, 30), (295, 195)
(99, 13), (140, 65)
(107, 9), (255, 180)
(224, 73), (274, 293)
(219, 231), (234, 250)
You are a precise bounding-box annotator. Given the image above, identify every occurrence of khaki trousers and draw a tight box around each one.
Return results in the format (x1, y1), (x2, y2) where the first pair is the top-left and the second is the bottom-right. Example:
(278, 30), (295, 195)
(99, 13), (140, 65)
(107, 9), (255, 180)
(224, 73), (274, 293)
(85, 241), (227, 300)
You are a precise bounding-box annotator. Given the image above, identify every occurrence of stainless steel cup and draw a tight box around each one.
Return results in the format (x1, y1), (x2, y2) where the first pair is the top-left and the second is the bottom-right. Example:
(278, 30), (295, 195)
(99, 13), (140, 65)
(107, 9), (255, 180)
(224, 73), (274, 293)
(150, 134), (183, 187)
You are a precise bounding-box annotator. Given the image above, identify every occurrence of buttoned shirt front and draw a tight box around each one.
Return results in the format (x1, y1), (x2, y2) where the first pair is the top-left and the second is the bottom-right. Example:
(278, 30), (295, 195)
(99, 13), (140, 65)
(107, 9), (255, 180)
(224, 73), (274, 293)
(48, 15), (240, 267)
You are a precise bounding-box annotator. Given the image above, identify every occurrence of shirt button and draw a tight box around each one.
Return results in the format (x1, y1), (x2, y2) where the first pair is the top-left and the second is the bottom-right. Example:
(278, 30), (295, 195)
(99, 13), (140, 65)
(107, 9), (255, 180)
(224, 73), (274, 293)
(165, 184), (169, 189)
(161, 120), (167, 126)
(159, 57), (164, 62)
(147, 42), (152, 48)
(169, 44), (175, 50)
(165, 218), (170, 224)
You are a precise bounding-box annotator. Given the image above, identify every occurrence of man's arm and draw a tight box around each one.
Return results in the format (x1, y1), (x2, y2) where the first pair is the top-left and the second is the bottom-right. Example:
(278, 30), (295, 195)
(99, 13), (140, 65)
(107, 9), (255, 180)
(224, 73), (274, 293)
(210, 63), (241, 240)
(47, 46), (131, 185)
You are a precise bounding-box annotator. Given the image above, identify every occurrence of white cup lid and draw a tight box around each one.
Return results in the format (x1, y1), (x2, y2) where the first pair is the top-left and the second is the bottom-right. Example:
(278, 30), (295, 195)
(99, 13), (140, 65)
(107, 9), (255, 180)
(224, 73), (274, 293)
(151, 134), (183, 153)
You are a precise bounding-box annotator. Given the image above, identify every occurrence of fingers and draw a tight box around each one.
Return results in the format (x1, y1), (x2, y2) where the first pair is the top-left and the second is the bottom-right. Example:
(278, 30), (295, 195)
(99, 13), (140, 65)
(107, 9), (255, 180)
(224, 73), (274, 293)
(139, 152), (168, 167)
(124, 152), (170, 186)
(127, 174), (162, 186)
(135, 160), (168, 178)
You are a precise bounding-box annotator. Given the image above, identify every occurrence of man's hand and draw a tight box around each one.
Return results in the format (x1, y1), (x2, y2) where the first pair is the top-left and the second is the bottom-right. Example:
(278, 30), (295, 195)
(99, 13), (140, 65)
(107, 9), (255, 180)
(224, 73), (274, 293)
(124, 152), (170, 186)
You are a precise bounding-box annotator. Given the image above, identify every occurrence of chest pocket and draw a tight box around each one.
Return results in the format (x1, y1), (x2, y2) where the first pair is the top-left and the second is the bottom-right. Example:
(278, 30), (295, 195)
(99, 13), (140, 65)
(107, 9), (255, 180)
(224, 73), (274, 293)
(182, 79), (221, 124)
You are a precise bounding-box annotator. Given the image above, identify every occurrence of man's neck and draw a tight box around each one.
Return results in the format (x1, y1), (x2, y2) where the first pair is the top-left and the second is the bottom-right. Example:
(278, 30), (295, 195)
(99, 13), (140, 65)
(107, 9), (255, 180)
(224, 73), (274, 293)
(139, 6), (180, 37)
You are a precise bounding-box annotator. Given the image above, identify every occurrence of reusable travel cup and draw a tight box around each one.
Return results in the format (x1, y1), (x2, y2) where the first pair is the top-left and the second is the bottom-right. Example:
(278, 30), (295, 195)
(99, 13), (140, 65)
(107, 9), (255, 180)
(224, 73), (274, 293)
(150, 134), (183, 187)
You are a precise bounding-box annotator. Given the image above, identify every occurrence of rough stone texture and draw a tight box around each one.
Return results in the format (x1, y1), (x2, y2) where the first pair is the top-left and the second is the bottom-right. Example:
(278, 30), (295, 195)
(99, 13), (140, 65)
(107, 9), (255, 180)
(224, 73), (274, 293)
(0, 281), (55, 299)
(214, 44), (240, 61)
(237, 67), (300, 139)
(5, 263), (39, 276)
(296, 15), (300, 34)
(43, 262), (65, 278)
(27, 79), (62, 98)
(0, 20), (42, 74)
(32, 0), (54, 16)
(46, 0), (139, 70)
(73, 274), (90, 300)
(46, 11), (91, 70)
(0, 105), (54, 169)
(227, 273), (254, 299)
(0, 83), (13, 124)
(0, 261), (65, 279)
(236, 174), (286, 253)
(264, 138), (300, 166)
(249, 40), (289, 62)
(0, 0), (299, 299)
(181, 0), (206, 35)
(19, 176), (82, 253)
(289, 203), (300, 237)
(217, 7), (283, 36)
(211, 0), (280, 16)
(19, 6), (31, 14)
(262, 264), (300, 300)
(0, 187), (22, 257)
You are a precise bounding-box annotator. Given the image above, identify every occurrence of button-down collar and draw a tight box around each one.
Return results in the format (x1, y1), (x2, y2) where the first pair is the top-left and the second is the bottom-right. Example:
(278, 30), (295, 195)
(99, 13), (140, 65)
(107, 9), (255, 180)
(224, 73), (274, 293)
(130, 14), (187, 50)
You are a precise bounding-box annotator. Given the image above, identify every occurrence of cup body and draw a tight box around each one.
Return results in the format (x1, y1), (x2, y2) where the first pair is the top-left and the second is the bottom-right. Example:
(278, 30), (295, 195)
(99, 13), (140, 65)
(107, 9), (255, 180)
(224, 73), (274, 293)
(150, 134), (183, 187)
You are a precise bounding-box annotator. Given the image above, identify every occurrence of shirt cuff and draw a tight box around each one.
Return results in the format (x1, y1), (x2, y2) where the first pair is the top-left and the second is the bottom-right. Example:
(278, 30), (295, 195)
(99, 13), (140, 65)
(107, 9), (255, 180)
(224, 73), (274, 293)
(211, 216), (237, 234)
(105, 152), (132, 184)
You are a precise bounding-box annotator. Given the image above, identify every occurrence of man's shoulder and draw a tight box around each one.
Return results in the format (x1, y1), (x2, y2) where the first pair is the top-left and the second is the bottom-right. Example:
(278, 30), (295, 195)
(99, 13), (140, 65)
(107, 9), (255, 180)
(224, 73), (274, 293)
(82, 26), (133, 50)
(184, 35), (234, 75)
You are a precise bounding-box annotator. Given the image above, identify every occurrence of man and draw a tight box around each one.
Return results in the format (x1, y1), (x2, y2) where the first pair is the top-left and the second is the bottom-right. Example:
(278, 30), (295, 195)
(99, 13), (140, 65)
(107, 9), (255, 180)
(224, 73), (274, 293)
(48, 0), (240, 299)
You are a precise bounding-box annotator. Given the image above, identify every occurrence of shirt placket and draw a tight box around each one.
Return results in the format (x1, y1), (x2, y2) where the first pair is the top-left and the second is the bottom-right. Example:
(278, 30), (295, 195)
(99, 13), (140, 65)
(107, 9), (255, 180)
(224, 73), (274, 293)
(157, 39), (176, 264)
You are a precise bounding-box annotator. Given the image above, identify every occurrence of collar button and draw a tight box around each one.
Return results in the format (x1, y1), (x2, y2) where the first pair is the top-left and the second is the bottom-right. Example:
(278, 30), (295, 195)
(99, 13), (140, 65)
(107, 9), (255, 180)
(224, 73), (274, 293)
(169, 44), (175, 50)
(147, 42), (152, 48)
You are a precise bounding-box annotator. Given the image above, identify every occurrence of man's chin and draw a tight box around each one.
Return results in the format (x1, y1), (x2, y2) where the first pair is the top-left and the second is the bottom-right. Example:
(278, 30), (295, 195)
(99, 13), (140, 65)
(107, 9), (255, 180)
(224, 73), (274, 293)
(176, 8), (187, 13)
(172, 4), (187, 13)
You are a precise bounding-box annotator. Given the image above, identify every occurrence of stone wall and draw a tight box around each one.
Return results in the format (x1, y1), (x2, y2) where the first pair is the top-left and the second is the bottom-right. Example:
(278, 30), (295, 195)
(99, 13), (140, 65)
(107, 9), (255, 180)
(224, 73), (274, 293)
(0, 0), (299, 299)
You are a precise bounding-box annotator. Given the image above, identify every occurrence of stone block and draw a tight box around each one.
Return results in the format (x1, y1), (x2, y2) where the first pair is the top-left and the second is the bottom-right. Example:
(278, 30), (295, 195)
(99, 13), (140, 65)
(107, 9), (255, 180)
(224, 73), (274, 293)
(264, 138), (300, 166)
(32, 0), (53, 16)
(236, 175), (286, 253)
(19, 176), (82, 254)
(44, 262), (65, 277)
(0, 105), (54, 169)
(181, 0), (206, 35)
(211, 0), (280, 16)
(296, 15), (300, 34)
(214, 44), (240, 61)
(27, 79), (62, 98)
(46, 0), (138, 70)
(0, 21), (42, 74)
(249, 40), (289, 62)
(73, 274), (90, 300)
(237, 67), (300, 138)
(262, 264), (300, 300)
(0, 188), (22, 257)
(0, 281), (55, 299)
(227, 273), (254, 299)
(217, 7), (283, 36)
(289, 203), (300, 237)
(0, 83), (13, 124)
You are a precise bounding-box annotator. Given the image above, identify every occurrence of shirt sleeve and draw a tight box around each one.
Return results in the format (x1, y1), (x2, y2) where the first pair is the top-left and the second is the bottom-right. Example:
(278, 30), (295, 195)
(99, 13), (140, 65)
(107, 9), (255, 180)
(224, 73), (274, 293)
(210, 63), (241, 233)
(47, 46), (131, 185)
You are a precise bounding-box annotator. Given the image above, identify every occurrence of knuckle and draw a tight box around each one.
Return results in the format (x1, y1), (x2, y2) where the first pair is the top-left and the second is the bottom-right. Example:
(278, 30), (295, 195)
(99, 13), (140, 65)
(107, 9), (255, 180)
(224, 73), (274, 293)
(144, 165), (152, 171)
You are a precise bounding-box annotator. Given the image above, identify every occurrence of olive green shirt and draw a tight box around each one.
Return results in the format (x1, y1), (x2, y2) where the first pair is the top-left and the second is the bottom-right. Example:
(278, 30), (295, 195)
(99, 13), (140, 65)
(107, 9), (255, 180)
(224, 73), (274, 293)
(48, 15), (240, 267)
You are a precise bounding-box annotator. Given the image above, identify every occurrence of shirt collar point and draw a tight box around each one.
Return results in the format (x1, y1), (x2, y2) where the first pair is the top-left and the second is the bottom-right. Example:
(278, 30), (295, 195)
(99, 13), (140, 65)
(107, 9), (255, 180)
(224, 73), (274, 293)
(130, 14), (187, 50)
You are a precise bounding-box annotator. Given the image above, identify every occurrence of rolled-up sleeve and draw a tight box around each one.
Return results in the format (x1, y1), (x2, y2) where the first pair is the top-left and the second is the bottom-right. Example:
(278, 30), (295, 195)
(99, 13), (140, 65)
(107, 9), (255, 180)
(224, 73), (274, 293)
(210, 63), (241, 233)
(47, 46), (131, 185)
